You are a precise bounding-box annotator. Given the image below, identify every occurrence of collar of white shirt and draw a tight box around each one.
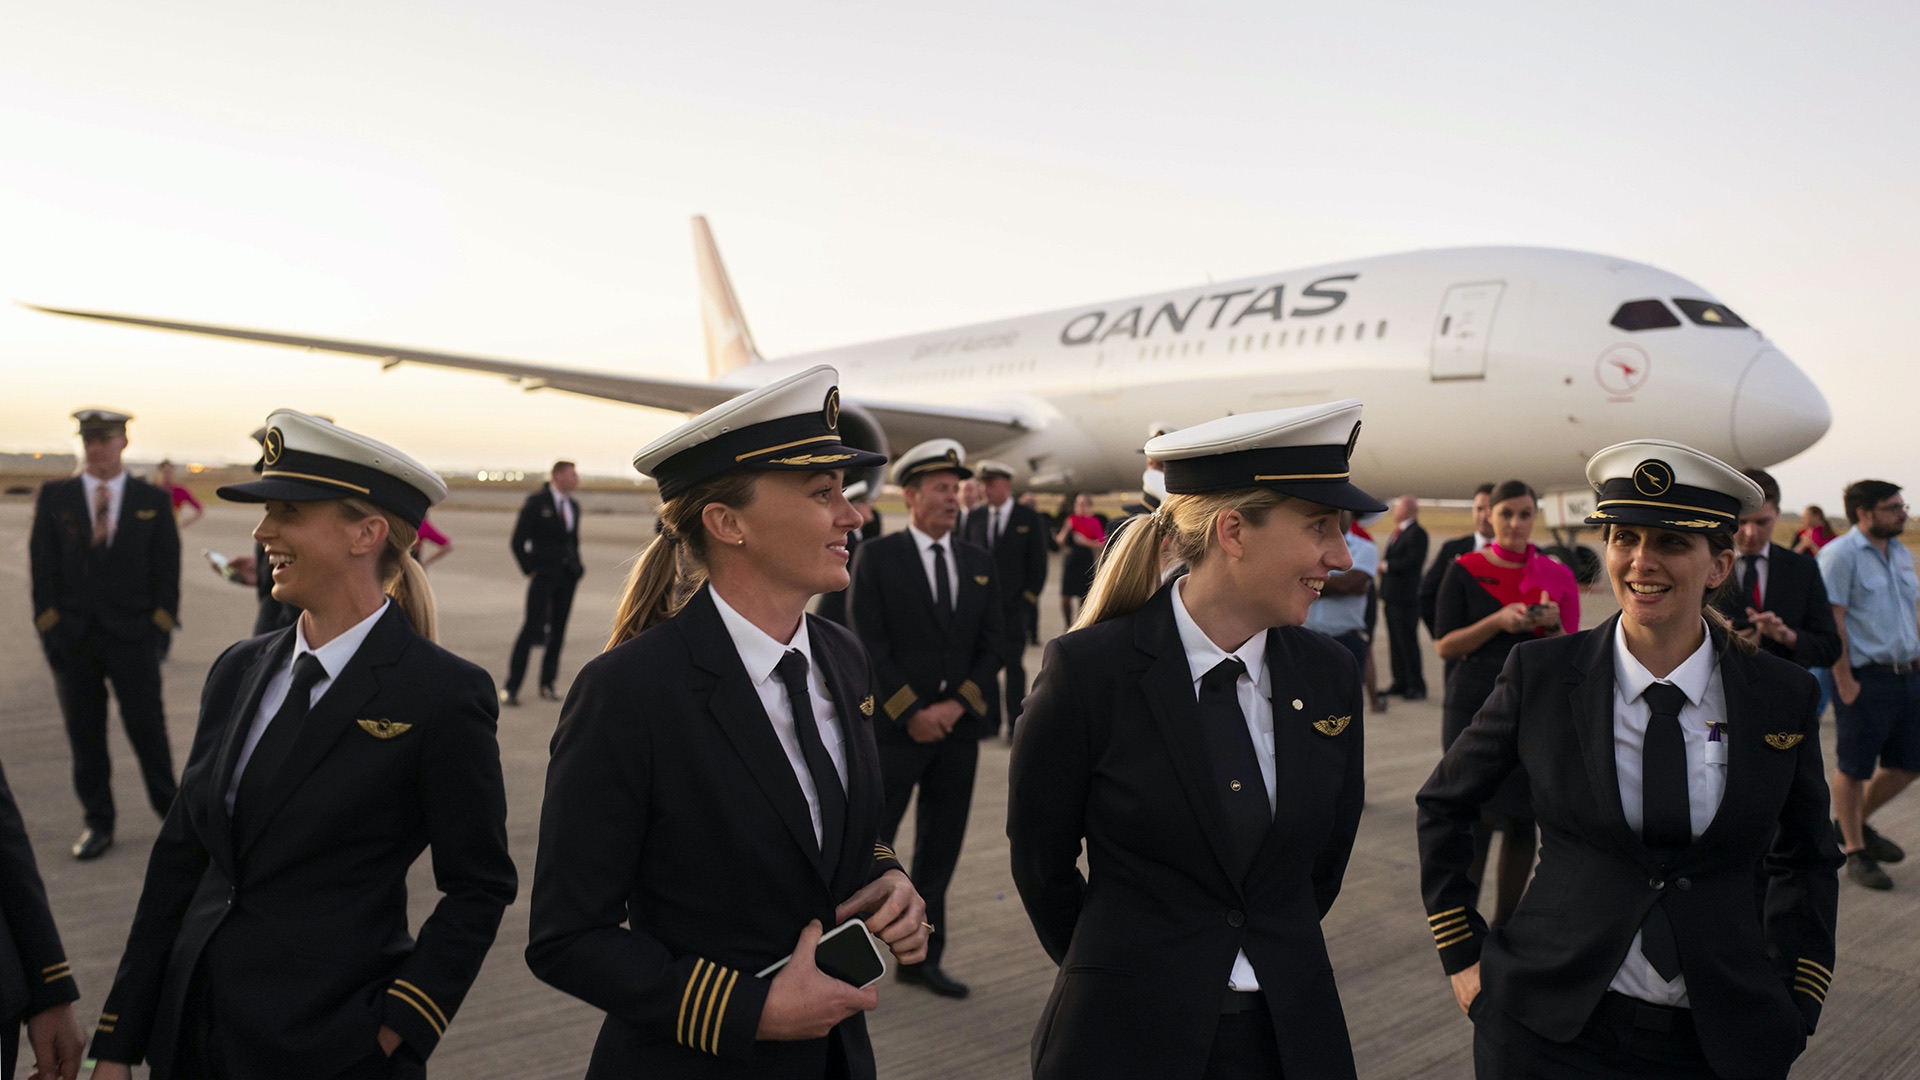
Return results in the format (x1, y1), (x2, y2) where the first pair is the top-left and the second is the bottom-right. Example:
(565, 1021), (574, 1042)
(1169, 577), (1270, 697)
(295, 598), (392, 680)
(81, 470), (128, 499)
(709, 585), (812, 686)
(1472, 533), (1489, 552)
(906, 523), (952, 556)
(1612, 616), (1716, 709)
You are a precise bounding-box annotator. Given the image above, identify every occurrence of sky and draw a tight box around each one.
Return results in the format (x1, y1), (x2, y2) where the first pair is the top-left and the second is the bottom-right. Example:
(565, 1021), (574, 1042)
(3, 0), (1917, 507)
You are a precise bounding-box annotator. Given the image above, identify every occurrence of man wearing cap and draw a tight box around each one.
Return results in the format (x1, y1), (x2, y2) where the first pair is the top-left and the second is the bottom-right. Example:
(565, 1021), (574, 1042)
(1819, 478), (1920, 890)
(29, 409), (181, 861)
(1419, 440), (1839, 1080)
(815, 480), (875, 628)
(849, 440), (1003, 999)
(503, 461), (585, 706)
(960, 460), (1049, 736)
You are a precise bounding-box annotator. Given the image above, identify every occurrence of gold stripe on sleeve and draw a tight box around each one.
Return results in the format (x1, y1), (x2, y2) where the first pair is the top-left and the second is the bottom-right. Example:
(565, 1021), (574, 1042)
(1427, 906), (1466, 924)
(706, 968), (740, 1054)
(385, 987), (446, 1038)
(1797, 958), (1834, 980)
(884, 686), (917, 720)
(682, 961), (718, 1048)
(1434, 929), (1474, 950)
(392, 979), (450, 1031)
(676, 959), (707, 1047)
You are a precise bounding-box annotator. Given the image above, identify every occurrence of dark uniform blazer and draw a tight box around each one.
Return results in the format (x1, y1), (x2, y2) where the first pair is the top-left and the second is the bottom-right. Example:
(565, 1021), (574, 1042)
(91, 605), (517, 1077)
(1417, 532), (1475, 636)
(526, 587), (907, 1080)
(960, 501), (1050, 611)
(1711, 543), (1843, 668)
(848, 531), (1004, 738)
(1416, 617), (1841, 1079)
(30, 475), (180, 644)
(1008, 585), (1366, 1080)
(813, 531), (863, 627)
(1379, 520), (1428, 606)
(0, 762), (79, 1037)
(510, 488), (583, 578)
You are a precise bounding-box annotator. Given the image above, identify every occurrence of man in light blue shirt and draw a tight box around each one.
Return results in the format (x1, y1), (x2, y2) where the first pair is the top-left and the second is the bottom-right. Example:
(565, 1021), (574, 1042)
(1818, 478), (1920, 890)
(1307, 514), (1379, 686)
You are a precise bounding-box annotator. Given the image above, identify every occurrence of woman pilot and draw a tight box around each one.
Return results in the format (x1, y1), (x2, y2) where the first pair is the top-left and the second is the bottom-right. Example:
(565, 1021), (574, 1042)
(1417, 440), (1841, 1080)
(526, 365), (930, 1079)
(1009, 400), (1382, 1080)
(90, 410), (516, 1080)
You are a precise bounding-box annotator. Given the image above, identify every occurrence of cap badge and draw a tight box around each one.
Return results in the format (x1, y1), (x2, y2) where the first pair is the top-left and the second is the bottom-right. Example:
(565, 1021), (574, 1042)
(1344, 420), (1362, 461)
(1633, 459), (1674, 497)
(823, 387), (841, 432)
(262, 427), (285, 467)
(945, 449), (959, 465)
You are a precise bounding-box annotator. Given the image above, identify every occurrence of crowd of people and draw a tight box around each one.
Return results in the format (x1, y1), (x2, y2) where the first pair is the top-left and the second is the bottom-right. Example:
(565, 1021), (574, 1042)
(3, 385), (1908, 1079)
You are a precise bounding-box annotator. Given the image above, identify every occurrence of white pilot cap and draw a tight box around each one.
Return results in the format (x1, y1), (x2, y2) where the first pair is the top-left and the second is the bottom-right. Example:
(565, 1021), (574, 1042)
(1143, 399), (1385, 513)
(1583, 439), (1764, 532)
(891, 438), (973, 486)
(218, 410), (447, 527)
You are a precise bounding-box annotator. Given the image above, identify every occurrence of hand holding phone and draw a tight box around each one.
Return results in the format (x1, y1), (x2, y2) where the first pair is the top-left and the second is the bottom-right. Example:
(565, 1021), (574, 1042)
(754, 920), (882, 1042)
(758, 917), (888, 989)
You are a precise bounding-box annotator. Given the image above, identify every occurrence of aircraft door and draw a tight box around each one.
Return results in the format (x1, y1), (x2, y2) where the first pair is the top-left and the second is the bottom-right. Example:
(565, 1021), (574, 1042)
(1430, 281), (1504, 380)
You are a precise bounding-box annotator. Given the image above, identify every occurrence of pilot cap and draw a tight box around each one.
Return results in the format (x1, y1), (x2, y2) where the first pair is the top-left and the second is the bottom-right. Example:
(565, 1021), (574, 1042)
(74, 408), (132, 436)
(892, 439), (973, 486)
(1144, 399), (1386, 514)
(218, 410), (447, 527)
(632, 365), (886, 502)
(1583, 439), (1763, 533)
(974, 459), (1015, 480)
(843, 480), (871, 503)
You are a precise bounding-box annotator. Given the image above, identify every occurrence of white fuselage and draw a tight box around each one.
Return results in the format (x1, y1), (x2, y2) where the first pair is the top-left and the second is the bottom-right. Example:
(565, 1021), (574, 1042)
(726, 246), (1828, 497)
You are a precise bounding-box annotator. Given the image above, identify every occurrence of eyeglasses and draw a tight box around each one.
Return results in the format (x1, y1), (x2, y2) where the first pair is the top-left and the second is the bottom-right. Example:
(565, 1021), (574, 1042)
(1874, 503), (1910, 514)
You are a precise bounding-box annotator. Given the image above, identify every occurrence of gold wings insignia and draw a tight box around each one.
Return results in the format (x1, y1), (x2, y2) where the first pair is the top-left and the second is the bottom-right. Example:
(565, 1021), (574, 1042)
(973, 575), (990, 586)
(1764, 732), (1805, 750)
(357, 719), (414, 739)
(1312, 715), (1351, 737)
(859, 695), (875, 717)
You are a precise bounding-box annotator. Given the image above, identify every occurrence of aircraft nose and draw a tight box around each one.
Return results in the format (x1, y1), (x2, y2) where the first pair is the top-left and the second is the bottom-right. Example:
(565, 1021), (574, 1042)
(1730, 347), (1830, 466)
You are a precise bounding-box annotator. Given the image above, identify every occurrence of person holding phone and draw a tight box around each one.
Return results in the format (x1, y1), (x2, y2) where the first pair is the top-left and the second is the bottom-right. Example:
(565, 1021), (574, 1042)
(526, 366), (929, 1079)
(1009, 400), (1381, 1080)
(88, 410), (517, 1080)
(1431, 479), (1580, 927)
(1418, 441), (1840, 1079)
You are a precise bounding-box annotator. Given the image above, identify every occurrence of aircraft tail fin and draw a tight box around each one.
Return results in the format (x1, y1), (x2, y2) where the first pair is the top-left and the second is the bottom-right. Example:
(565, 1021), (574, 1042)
(693, 215), (764, 378)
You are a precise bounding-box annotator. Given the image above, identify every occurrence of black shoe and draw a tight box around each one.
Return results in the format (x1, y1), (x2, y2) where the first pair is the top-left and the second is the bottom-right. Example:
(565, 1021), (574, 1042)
(897, 964), (970, 998)
(72, 828), (113, 861)
(1835, 819), (1905, 864)
(1846, 851), (1894, 890)
(538, 685), (559, 701)
(501, 689), (521, 708)
(1403, 688), (1427, 702)
(1383, 683), (1406, 697)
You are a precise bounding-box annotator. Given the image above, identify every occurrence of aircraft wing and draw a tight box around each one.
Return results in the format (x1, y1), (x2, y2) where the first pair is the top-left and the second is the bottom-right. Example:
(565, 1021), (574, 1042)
(23, 304), (740, 414)
(25, 303), (1031, 447)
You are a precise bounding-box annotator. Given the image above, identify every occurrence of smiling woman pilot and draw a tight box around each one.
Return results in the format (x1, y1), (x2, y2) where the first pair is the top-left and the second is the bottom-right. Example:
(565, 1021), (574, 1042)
(525, 365), (929, 1080)
(1009, 399), (1383, 1080)
(1417, 439), (1842, 1080)
(89, 410), (516, 1080)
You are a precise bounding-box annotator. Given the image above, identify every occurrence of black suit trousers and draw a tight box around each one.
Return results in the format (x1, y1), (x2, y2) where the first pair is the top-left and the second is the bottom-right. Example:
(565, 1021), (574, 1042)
(507, 569), (579, 692)
(1471, 996), (1756, 1080)
(877, 737), (978, 968)
(1384, 601), (1426, 695)
(999, 602), (1031, 728)
(46, 626), (176, 832)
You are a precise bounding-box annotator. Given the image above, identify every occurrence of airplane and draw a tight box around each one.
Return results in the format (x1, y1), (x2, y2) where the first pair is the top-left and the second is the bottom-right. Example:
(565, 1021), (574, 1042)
(28, 217), (1828, 512)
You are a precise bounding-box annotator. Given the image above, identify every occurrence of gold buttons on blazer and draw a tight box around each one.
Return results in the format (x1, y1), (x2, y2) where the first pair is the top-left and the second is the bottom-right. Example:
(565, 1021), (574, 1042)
(1291, 699), (1304, 711)
(1230, 780), (1243, 791)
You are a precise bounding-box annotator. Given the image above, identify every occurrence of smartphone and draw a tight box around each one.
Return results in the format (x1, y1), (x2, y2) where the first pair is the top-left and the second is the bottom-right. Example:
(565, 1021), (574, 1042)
(756, 918), (888, 989)
(1525, 603), (1553, 621)
(1731, 616), (1754, 632)
(203, 549), (235, 580)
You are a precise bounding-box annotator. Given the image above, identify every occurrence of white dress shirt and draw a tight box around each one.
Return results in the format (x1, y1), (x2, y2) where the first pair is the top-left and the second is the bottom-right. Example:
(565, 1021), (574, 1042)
(710, 587), (848, 848)
(1608, 617), (1728, 1007)
(226, 601), (390, 812)
(906, 523), (961, 605)
(550, 484), (575, 533)
(1169, 577), (1275, 992)
(79, 470), (128, 546)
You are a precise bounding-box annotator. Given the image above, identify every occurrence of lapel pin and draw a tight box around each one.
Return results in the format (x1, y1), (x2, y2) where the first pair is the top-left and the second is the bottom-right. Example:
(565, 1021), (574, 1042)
(357, 719), (413, 739)
(1763, 732), (1804, 750)
(859, 695), (875, 717)
(1313, 715), (1351, 737)
(1291, 698), (1304, 711)
(973, 575), (990, 586)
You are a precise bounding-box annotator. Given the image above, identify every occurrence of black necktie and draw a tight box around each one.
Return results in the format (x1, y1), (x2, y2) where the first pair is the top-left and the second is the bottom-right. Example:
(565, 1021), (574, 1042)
(236, 652), (328, 831)
(1197, 658), (1271, 879)
(930, 543), (953, 620)
(992, 508), (1003, 547)
(776, 650), (845, 865)
(1639, 681), (1691, 980)
(1741, 554), (1761, 610)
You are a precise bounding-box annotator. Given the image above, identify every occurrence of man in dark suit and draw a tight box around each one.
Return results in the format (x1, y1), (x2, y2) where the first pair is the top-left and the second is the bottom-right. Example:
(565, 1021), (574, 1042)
(849, 439), (1003, 999)
(505, 460), (585, 705)
(0, 761), (85, 1080)
(959, 460), (1048, 735)
(1714, 469), (1842, 670)
(1418, 482), (1493, 638)
(815, 480), (875, 628)
(29, 409), (180, 861)
(1380, 495), (1430, 700)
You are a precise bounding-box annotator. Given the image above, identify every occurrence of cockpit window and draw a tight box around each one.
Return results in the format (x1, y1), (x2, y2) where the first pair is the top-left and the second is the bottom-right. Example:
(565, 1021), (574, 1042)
(1610, 299), (1681, 331)
(1672, 298), (1749, 329)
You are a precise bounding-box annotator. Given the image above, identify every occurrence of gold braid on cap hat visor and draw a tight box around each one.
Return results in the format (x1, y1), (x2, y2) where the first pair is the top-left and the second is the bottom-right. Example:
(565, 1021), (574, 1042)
(260, 470), (373, 495)
(1252, 471), (1350, 481)
(1593, 497), (1734, 520)
(734, 435), (837, 463)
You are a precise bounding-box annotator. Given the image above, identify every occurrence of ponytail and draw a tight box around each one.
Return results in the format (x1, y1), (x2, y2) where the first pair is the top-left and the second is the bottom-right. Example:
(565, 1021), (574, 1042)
(1074, 488), (1288, 630)
(338, 498), (437, 641)
(607, 471), (759, 650)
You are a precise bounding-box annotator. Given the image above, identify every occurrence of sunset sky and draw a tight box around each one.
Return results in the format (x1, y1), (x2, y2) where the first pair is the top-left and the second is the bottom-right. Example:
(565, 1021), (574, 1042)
(4, 1), (1916, 508)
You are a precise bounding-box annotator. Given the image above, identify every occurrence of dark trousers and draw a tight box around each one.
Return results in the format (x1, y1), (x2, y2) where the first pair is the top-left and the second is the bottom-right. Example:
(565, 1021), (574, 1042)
(999, 602), (1032, 732)
(46, 627), (176, 833)
(177, 965), (425, 1080)
(1202, 1005), (1284, 1079)
(1384, 600), (1426, 695)
(877, 737), (979, 968)
(1472, 993), (1768, 1080)
(2, 1021), (16, 1080)
(506, 570), (579, 694)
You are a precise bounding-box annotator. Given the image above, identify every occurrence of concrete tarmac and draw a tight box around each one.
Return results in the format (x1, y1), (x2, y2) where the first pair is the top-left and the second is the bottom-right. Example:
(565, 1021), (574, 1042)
(1, 500), (1915, 1078)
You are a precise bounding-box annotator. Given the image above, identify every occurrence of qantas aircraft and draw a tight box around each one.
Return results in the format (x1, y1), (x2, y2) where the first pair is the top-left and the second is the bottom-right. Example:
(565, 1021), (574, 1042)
(30, 217), (1828, 502)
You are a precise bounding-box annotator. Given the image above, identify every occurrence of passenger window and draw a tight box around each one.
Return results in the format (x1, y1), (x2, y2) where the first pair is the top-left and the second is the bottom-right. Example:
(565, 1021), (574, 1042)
(1377, 320), (1388, 338)
(1610, 299), (1682, 331)
(1335, 325), (1345, 342)
(1673, 298), (1749, 328)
